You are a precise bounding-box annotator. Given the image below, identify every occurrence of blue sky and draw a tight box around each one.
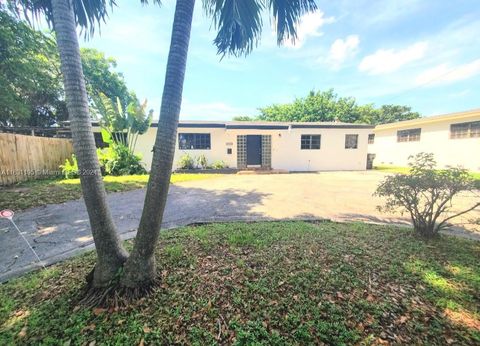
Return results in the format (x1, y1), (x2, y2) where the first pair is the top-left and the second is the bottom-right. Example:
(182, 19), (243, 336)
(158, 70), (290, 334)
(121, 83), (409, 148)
(80, 0), (480, 120)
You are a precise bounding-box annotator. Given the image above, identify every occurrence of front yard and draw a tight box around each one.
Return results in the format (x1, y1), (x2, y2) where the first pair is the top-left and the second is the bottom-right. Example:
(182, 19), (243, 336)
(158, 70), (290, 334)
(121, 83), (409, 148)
(1, 221), (479, 345)
(0, 174), (220, 211)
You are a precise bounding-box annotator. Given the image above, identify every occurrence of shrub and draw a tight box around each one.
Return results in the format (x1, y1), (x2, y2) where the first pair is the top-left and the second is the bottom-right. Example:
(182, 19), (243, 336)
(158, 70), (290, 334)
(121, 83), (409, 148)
(60, 154), (79, 179)
(196, 154), (208, 169)
(212, 160), (227, 169)
(374, 153), (480, 238)
(97, 144), (146, 176)
(178, 153), (195, 170)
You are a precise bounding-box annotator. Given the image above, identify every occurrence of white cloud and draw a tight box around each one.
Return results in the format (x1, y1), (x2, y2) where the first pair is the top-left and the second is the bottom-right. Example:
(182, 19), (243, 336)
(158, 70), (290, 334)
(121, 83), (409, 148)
(284, 11), (335, 49)
(415, 59), (480, 86)
(327, 35), (360, 68)
(359, 41), (428, 75)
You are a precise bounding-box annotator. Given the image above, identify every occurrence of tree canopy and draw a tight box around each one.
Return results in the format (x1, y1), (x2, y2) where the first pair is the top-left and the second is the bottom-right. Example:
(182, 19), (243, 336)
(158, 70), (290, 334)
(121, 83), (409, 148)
(257, 89), (421, 125)
(0, 7), (134, 127)
(0, 9), (65, 126)
(81, 48), (134, 111)
(232, 115), (255, 121)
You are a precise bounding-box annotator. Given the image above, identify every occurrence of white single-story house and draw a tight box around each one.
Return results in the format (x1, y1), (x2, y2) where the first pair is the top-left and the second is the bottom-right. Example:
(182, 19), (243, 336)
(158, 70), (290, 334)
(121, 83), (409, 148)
(92, 121), (374, 171)
(368, 108), (480, 171)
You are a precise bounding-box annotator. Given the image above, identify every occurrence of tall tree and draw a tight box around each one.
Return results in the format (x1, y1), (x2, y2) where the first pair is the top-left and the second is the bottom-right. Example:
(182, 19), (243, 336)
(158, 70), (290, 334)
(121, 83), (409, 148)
(51, 0), (129, 287)
(10, 0), (129, 287)
(121, 0), (319, 287)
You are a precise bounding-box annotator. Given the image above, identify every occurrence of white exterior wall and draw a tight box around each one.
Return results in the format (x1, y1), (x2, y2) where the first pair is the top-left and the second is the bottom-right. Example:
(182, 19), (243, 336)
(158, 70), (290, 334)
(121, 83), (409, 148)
(271, 128), (370, 171)
(369, 115), (480, 171)
(128, 126), (371, 171)
(133, 127), (227, 171)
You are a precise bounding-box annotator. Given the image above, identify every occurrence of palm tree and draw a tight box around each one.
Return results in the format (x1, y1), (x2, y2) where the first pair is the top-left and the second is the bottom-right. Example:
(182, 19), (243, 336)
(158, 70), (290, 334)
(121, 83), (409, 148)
(121, 0), (319, 287)
(10, 0), (129, 287)
(11, 0), (319, 291)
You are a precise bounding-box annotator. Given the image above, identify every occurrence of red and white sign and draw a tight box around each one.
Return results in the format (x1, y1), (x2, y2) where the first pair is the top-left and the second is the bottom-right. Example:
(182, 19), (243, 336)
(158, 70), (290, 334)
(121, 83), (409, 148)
(0, 209), (14, 219)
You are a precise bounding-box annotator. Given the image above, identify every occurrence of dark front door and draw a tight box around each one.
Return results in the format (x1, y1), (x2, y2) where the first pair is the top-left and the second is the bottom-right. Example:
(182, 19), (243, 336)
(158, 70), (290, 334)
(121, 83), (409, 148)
(246, 135), (262, 166)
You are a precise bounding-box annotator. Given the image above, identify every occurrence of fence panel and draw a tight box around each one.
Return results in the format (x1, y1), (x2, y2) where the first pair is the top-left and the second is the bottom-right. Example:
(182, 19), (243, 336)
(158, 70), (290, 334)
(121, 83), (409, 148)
(0, 133), (73, 185)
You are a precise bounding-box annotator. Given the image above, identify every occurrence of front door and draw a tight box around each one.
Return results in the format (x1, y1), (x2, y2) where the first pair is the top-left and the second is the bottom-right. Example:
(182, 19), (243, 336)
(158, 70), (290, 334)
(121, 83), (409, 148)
(246, 135), (262, 166)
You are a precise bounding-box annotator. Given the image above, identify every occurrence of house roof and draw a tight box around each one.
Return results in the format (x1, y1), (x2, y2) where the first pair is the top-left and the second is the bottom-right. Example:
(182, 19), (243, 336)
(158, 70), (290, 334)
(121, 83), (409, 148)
(89, 120), (375, 130)
(374, 108), (480, 132)
(179, 120), (374, 129)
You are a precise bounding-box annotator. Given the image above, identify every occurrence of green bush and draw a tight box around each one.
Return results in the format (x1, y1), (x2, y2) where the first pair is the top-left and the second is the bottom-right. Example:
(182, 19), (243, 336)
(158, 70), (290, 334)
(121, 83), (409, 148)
(212, 160), (227, 169)
(59, 154), (79, 179)
(97, 144), (146, 176)
(375, 153), (480, 238)
(178, 153), (195, 170)
(196, 154), (208, 169)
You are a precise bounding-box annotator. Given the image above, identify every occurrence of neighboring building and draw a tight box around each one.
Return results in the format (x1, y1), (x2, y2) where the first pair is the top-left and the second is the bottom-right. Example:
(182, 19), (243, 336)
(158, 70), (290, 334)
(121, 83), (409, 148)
(368, 108), (480, 171)
(93, 121), (374, 171)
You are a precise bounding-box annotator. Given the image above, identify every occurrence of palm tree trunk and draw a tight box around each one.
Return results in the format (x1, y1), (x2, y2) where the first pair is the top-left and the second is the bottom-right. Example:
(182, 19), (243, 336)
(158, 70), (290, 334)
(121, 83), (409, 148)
(51, 0), (128, 287)
(121, 0), (195, 287)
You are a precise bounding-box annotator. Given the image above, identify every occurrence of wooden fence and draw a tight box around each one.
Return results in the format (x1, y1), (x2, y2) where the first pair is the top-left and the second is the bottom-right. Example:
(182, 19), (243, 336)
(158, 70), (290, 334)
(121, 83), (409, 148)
(0, 133), (73, 185)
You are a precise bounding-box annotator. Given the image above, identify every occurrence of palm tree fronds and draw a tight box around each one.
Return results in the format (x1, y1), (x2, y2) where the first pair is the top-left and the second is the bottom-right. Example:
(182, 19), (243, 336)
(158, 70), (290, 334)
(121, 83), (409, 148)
(204, 0), (264, 57)
(267, 0), (317, 45)
(7, 0), (117, 38)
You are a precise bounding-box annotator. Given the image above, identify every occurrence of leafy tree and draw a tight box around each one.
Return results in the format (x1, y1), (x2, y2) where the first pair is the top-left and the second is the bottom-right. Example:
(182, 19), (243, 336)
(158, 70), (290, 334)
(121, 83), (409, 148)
(0, 7), (65, 126)
(375, 153), (480, 238)
(81, 48), (133, 110)
(258, 89), (420, 125)
(369, 104), (420, 125)
(1, 7), (133, 127)
(232, 115), (255, 121)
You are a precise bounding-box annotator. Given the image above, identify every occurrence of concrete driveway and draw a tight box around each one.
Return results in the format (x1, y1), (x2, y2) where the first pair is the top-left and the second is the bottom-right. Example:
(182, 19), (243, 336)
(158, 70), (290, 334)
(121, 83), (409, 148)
(1, 171), (479, 282)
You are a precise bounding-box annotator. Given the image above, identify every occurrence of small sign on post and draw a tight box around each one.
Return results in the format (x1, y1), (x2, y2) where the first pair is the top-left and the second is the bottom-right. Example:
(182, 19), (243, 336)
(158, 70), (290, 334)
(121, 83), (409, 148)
(1, 209), (45, 269)
(0, 209), (14, 219)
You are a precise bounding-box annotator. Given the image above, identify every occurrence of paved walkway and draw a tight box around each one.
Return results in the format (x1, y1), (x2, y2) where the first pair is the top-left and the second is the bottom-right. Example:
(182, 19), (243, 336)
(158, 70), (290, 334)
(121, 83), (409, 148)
(1, 172), (479, 282)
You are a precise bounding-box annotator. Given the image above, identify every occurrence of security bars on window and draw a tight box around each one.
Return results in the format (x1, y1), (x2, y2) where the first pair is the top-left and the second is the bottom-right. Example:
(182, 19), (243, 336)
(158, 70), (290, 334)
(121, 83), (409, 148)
(345, 134), (359, 149)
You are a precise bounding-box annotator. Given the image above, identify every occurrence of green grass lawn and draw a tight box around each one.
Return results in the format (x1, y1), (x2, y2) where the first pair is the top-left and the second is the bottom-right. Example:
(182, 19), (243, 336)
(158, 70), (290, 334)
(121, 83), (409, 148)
(0, 174), (220, 211)
(373, 165), (411, 174)
(1, 221), (479, 345)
